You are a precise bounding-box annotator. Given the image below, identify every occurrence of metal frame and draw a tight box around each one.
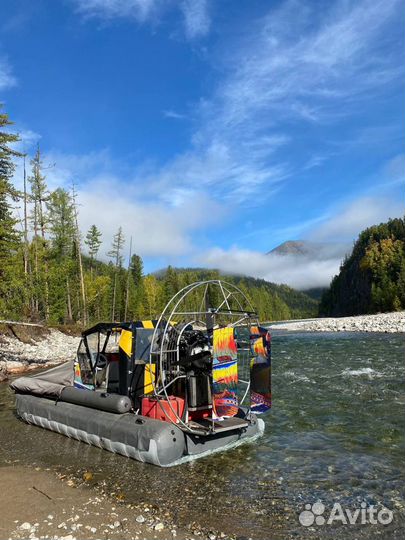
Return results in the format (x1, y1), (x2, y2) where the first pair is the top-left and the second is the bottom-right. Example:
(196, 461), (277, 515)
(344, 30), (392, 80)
(149, 280), (259, 434)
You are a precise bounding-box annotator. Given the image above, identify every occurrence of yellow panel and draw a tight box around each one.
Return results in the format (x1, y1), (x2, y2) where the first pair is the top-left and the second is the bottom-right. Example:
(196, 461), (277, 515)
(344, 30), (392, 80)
(119, 329), (132, 356)
(144, 364), (155, 394)
(142, 320), (154, 329)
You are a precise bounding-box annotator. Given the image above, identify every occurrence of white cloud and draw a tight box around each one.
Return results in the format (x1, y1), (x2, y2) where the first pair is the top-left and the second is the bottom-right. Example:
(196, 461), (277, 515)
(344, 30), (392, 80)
(131, 0), (403, 207)
(40, 148), (118, 191)
(78, 179), (191, 257)
(72, 0), (163, 22)
(216, 0), (402, 128)
(12, 147), (224, 259)
(163, 109), (186, 120)
(180, 0), (210, 39)
(71, 0), (211, 39)
(40, 0), (404, 211)
(381, 154), (405, 186)
(137, 139), (290, 205)
(309, 196), (404, 242)
(0, 56), (16, 90)
(77, 176), (224, 258)
(199, 247), (341, 290)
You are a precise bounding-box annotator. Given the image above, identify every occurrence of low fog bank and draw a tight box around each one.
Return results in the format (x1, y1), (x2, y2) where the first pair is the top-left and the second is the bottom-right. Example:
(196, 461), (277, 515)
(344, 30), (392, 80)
(199, 244), (350, 290)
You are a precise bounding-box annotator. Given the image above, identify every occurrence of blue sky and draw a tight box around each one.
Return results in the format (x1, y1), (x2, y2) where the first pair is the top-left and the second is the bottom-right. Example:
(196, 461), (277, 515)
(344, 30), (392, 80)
(1, 0), (404, 288)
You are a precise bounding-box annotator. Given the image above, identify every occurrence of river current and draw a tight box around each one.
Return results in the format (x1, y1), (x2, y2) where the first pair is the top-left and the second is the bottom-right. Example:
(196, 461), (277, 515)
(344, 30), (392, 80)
(0, 331), (404, 539)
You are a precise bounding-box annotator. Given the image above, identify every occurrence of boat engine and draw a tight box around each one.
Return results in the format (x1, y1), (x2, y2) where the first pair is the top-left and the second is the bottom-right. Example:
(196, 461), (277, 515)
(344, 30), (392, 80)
(176, 329), (213, 415)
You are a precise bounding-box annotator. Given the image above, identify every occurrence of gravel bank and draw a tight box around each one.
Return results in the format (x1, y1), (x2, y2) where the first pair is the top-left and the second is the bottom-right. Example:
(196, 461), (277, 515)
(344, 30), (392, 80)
(0, 324), (80, 382)
(1, 466), (194, 540)
(268, 311), (405, 333)
(2, 310), (403, 381)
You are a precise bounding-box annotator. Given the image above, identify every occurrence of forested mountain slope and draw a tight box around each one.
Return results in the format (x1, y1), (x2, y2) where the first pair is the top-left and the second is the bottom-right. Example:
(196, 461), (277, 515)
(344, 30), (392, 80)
(319, 218), (405, 316)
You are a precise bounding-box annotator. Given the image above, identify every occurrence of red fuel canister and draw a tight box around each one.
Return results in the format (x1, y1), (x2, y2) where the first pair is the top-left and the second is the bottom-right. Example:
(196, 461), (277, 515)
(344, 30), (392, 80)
(141, 396), (185, 423)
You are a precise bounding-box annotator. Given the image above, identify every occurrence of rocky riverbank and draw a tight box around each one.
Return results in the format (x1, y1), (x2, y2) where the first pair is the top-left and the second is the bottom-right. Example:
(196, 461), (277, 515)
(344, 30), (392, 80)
(268, 311), (405, 333)
(2, 310), (404, 382)
(0, 323), (80, 382)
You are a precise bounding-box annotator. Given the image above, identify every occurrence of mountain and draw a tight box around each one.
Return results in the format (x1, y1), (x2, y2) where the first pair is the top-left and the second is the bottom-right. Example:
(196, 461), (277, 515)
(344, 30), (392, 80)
(269, 240), (321, 257)
(319, 217), (405, 316)
(269, 240), (349, 260)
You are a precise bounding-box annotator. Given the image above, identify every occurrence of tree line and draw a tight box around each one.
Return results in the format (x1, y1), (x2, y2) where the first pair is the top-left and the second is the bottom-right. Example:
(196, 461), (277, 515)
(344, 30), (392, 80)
(319, 217), (405, 316)
(1, 105), (318, 326)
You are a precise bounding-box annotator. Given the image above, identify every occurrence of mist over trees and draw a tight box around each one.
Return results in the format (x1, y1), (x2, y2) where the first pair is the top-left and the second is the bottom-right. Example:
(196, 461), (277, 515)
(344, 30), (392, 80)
(0, 105), (318, 325)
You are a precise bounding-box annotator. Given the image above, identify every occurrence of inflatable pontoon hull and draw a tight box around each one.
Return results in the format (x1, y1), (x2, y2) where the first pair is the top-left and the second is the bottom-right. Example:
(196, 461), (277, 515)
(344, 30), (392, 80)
(15, 394), (264, 467)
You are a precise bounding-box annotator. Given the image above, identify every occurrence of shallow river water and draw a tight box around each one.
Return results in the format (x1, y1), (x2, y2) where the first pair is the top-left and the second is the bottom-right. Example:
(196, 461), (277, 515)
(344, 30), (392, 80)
(1, 331), (404, 539)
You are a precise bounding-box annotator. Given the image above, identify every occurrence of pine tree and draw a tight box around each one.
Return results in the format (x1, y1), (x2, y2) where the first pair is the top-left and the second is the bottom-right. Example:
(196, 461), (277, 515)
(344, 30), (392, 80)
(22, 155), (29, 276)
(163, 265), (179, 304)
(108, 227), (125, 267)
(29, 145), (50, 319)
(130, 252), (144, 317)
(71, 182), (88, 325)
(124, 236), (133, 321)
(107, 227), (125, 320)
(29, 145), (49, 240)
(0, 105), (22, 316)
(47, 188), (76, 322)
(47, 188), (75, 258)
(85, 224), (102, 274)
(0, 106), (21, 263)
(131, 254), (143, 289)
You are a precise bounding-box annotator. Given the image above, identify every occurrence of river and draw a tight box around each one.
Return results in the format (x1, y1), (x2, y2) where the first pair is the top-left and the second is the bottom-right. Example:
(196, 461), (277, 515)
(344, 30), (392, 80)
(1, 331), (404, 539)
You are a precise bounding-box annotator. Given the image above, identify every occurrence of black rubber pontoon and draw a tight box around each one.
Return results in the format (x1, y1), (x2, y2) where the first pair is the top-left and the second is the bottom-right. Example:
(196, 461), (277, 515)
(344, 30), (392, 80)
(15, 393), (264, 467)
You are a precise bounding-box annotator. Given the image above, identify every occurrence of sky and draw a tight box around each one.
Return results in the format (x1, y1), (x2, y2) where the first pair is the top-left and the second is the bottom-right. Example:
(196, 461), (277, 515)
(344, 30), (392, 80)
(1, 0), (404, 289)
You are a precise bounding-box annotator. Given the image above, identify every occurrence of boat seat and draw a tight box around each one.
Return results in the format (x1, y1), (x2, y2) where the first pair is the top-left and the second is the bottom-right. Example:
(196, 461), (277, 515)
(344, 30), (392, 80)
(106, 354), (120, 393)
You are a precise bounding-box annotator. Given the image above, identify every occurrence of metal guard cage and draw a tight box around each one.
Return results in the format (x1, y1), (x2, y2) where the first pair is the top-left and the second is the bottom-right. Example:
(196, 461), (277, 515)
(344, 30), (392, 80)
(149, 280), (259, 434)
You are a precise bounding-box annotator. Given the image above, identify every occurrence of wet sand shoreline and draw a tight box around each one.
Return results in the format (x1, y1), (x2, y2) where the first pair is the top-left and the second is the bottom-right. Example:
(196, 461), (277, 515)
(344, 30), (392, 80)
(0, 465), (199, 540)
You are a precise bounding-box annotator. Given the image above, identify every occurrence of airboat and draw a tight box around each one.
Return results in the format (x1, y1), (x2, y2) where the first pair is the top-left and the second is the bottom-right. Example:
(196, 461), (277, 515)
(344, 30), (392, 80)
(11, 280), (272, 467)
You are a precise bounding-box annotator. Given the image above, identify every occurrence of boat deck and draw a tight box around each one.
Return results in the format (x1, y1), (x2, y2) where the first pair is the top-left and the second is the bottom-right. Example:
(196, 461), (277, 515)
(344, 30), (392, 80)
(187, 416), (249, 434)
